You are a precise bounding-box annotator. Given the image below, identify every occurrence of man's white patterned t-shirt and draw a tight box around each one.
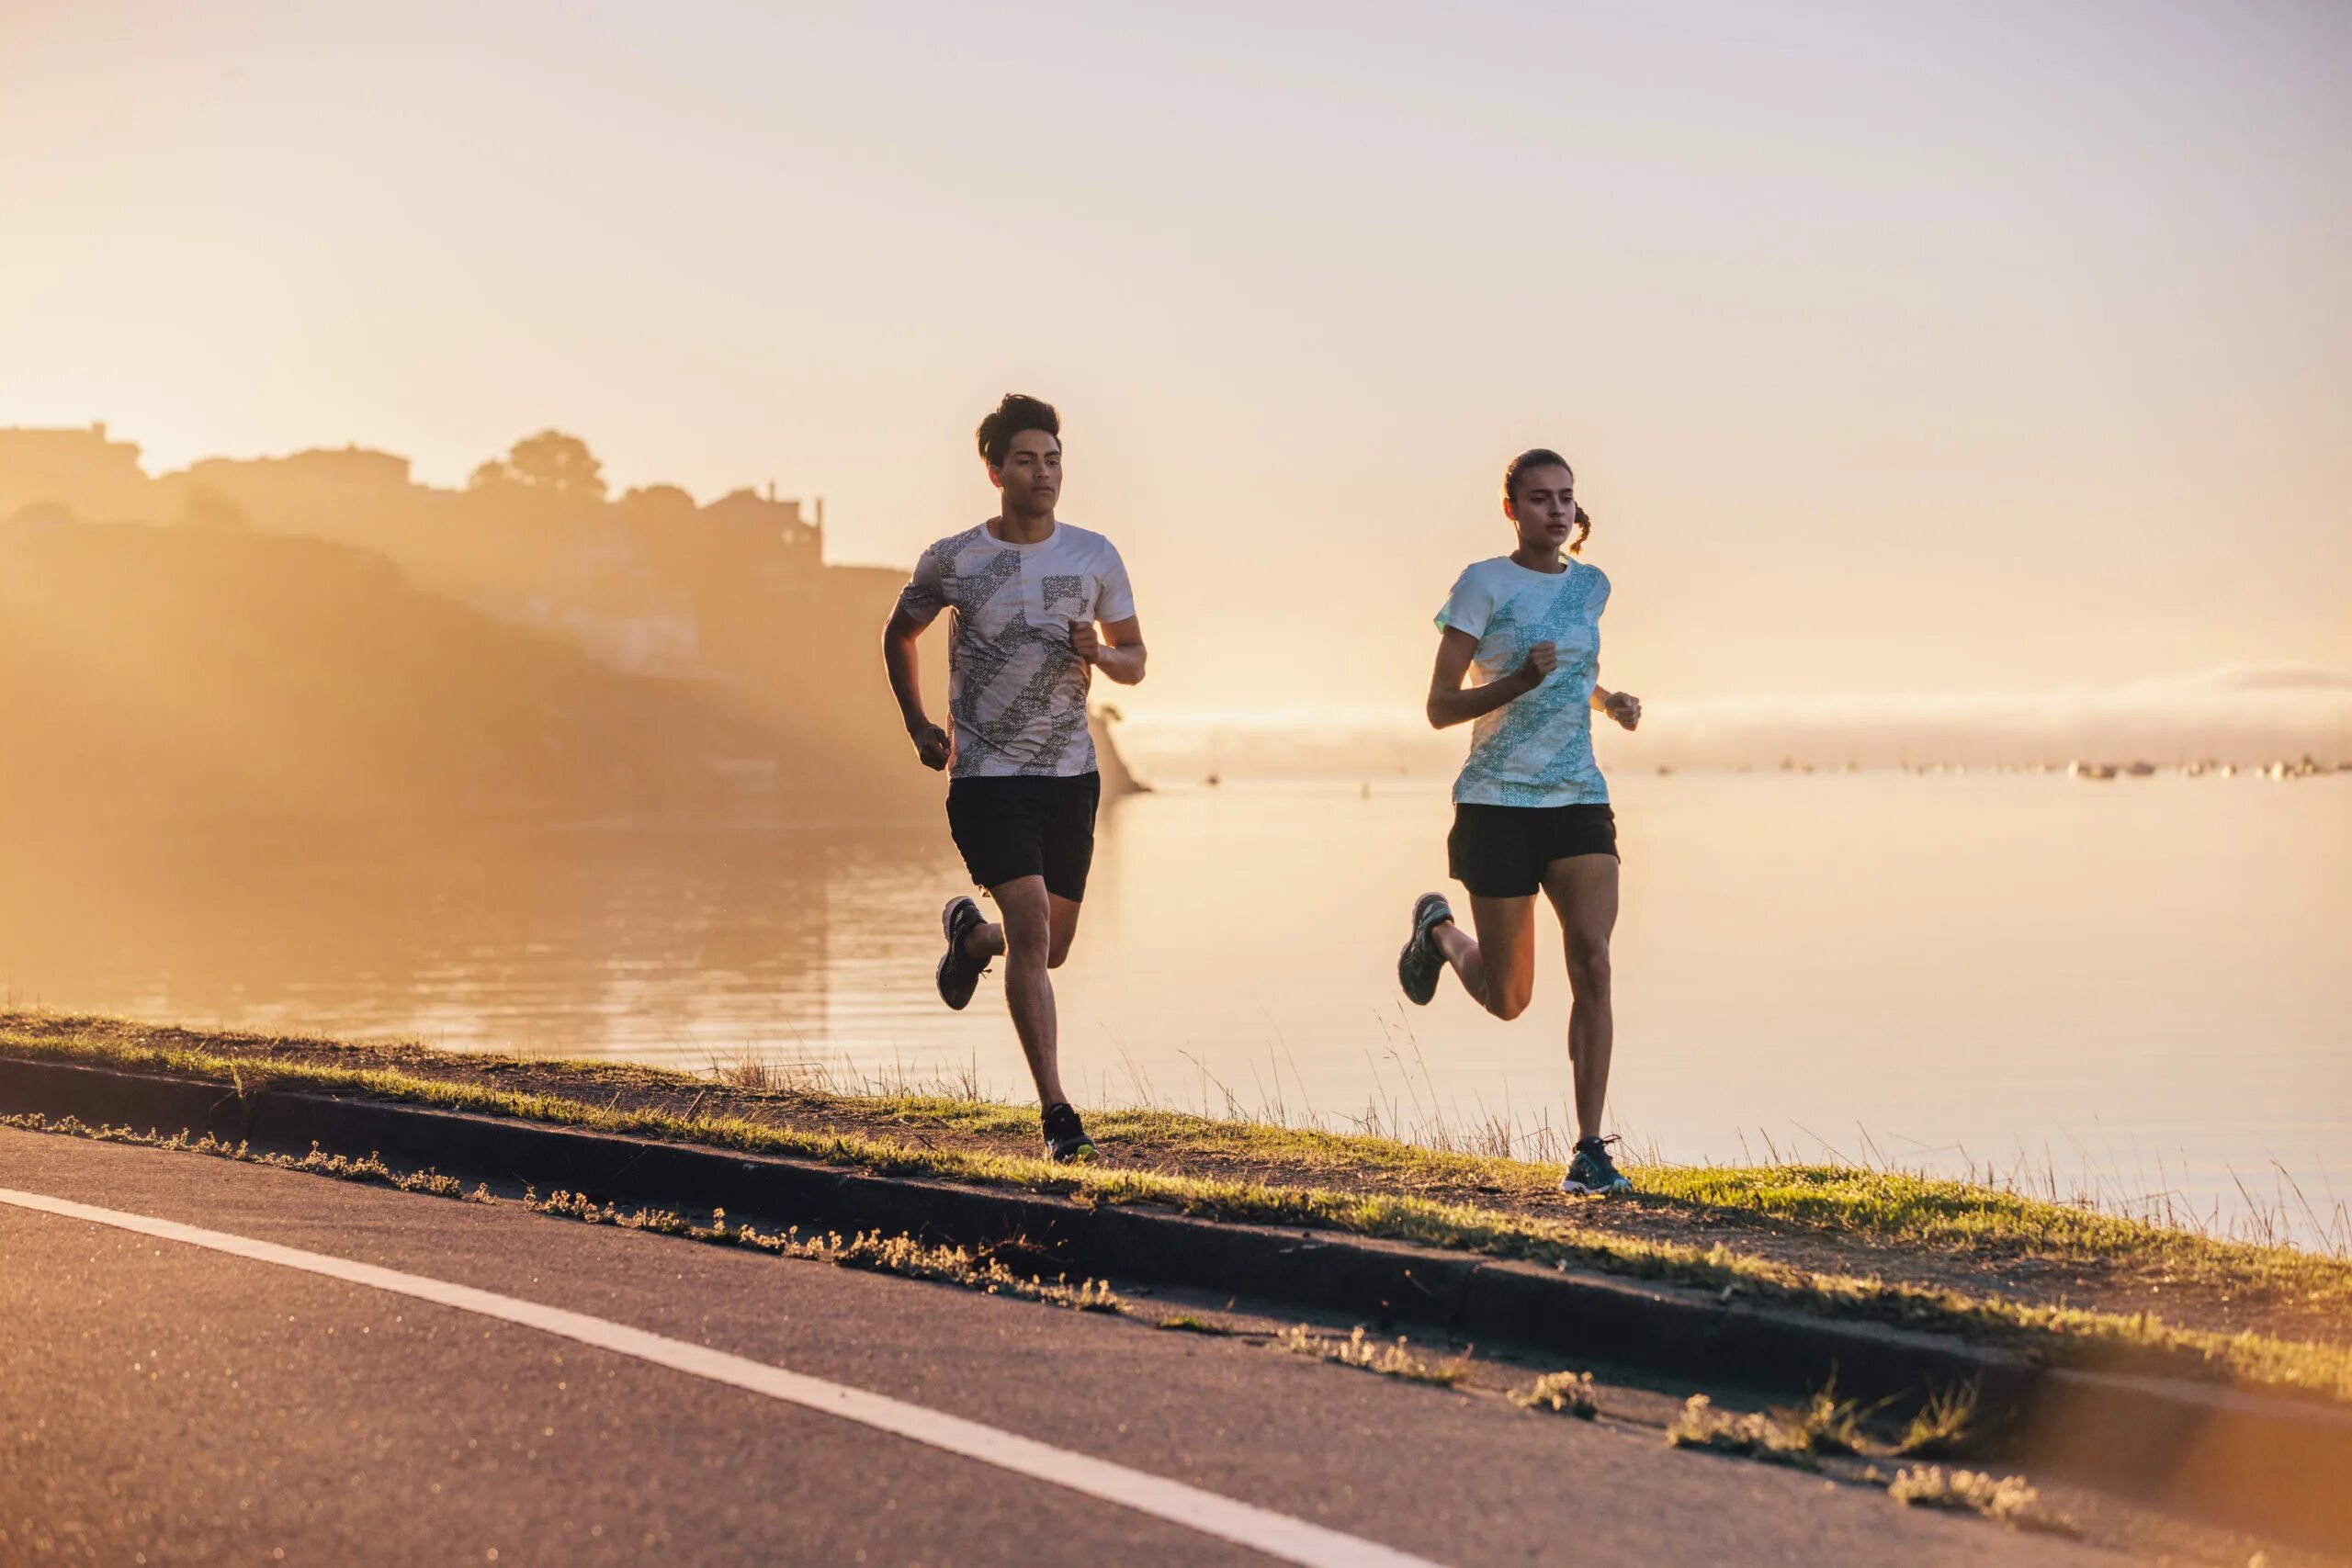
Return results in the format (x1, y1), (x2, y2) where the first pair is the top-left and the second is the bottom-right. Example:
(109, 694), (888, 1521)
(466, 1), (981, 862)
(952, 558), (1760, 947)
(1436, 557), (1611, 807)
(898, 521), (1136, 779)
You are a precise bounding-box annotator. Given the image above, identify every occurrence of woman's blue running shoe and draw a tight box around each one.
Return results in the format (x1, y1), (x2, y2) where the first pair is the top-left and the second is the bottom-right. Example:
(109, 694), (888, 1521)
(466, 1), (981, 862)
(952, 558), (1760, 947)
(1561, 1135), (1634, 1196)
(1396, 892), (1453, 1006)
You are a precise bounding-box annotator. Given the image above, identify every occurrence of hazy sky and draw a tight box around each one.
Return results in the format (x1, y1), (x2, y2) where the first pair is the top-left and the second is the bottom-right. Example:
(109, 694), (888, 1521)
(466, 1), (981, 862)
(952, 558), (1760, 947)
(6, 1), (2346, 717)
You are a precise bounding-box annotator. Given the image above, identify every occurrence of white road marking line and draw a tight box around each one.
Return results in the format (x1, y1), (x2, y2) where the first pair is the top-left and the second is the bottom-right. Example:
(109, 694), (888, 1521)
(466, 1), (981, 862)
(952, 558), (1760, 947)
(1, 1186), (1445, 1568)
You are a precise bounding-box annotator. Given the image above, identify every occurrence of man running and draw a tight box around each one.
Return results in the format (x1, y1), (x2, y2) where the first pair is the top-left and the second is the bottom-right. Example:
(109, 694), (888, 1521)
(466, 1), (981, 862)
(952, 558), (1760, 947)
(882, 393), (1147, 1161)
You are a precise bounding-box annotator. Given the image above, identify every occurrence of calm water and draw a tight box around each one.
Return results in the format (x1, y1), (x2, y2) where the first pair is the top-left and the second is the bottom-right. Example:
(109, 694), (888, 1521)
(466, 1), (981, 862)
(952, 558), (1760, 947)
(5, 773), (2346, 1246)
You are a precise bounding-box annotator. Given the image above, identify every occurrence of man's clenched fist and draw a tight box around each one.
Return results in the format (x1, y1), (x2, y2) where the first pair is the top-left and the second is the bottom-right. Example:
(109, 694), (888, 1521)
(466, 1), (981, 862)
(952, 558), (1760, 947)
(1068, 621), (1101, 665)
(910, 721), (953, 771)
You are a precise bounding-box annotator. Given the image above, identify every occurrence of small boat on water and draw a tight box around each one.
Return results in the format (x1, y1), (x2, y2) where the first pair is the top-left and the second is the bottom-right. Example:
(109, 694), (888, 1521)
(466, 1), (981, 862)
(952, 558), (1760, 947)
(2124, 760), (2155, 777)
(2069, 761), (2118, 781)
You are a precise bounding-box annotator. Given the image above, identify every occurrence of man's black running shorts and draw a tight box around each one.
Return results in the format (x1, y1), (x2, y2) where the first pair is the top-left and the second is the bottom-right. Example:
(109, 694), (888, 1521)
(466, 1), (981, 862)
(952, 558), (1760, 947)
(945, 773), (1102, 900)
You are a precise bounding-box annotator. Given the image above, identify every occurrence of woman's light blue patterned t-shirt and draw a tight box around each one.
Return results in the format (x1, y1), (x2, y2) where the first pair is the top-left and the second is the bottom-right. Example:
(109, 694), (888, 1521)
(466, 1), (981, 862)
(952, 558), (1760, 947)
(1436, 556), (1611, 807)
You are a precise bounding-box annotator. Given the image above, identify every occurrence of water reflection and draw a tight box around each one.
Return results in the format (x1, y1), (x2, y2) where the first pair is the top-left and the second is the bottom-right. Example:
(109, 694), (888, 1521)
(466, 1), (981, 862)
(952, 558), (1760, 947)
(0, 816), (956, 1057)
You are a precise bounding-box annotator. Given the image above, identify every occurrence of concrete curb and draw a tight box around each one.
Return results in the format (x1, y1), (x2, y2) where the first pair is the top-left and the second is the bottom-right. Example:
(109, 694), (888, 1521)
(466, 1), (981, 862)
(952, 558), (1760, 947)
(4, 1053), (2345, 1552)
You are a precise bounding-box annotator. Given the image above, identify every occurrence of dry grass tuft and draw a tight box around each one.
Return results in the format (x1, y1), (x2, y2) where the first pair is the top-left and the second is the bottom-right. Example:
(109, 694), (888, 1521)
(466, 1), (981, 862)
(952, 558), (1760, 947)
(1279, 1325), (1468, 1386)
(524, 1188), (1125, 1312)
(1510, 1370), (1600, 1418)
(1665, 1394), (1822, 1469)
(1887, 1465), (2077, 1535)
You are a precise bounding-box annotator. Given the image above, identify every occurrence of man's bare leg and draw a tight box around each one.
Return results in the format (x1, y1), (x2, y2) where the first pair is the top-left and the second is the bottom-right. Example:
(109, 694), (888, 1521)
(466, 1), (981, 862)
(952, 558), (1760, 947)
(967, 875), (1082, 1108)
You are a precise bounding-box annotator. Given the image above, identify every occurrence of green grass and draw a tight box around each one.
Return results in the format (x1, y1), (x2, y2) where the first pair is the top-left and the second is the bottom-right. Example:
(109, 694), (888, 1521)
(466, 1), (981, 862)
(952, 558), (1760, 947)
(6, 1019), (2350, 1401)
(1638, 1162), (2346, 1296)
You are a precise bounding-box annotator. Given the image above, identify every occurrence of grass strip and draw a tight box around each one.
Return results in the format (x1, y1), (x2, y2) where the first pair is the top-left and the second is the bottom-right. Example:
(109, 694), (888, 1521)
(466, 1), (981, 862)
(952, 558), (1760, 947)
(6, 1026), (2350, 1401)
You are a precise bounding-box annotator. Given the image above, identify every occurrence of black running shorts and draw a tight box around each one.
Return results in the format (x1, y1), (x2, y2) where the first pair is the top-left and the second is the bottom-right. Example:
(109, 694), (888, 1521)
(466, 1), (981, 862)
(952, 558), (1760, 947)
(1447, 802), (1618, 898)
(944, 773), (1102, 900)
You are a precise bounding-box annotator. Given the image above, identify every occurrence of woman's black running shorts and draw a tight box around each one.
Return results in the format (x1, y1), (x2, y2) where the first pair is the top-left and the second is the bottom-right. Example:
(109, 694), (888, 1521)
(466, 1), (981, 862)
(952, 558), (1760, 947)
(1447, 802), (1618, 898)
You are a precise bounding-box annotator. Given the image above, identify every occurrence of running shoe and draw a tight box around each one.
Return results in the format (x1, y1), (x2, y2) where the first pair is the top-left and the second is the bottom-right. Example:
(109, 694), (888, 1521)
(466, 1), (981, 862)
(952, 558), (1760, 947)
(1396, 892), (1454, 1007)
(1561, 1134), (1634, 1196)
(1041, 1101), (1097, 1164)
(936, 895), (988, 1010)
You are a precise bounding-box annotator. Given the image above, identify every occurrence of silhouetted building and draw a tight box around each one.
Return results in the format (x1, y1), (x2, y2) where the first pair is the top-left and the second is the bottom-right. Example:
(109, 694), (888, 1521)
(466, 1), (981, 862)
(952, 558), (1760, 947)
(0, 423), (150, 523)
(159, 446), (417, 536)
(700, 484), (824, 565)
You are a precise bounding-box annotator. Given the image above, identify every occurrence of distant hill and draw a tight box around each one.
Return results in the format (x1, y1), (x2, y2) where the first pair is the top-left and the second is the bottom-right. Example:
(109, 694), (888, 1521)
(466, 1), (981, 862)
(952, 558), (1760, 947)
(0, 520), (933, 820)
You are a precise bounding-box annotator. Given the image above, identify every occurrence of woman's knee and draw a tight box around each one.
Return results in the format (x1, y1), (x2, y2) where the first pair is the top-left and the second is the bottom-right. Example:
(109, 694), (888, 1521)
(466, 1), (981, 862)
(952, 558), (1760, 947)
(1484, 980), (1533, 1021)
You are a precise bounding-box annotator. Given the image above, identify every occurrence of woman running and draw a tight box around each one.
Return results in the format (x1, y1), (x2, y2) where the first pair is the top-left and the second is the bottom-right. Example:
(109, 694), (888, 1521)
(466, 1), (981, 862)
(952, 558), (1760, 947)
(1396, 448), (1643, 1195)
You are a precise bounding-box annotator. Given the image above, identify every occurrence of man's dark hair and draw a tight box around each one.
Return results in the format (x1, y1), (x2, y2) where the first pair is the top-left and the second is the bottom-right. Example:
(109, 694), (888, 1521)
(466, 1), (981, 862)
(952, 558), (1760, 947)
(976, 393), (1060, 470)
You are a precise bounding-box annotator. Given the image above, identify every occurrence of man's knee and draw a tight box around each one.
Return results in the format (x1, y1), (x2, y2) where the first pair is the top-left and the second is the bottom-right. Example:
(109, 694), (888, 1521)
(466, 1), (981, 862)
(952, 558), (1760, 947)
(999, 904), (1053, 965)
(1566, 939), (1611, 995)
(1046, 934), (1075, 970)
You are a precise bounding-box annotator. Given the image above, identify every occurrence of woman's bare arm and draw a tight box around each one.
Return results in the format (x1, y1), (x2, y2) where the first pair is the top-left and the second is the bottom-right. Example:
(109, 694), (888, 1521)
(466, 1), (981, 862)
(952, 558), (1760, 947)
(1426, 626), (1555, 729)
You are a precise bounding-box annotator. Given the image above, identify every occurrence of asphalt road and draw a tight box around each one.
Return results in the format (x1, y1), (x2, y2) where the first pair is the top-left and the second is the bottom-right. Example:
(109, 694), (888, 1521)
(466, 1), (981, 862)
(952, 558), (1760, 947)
(0, 1125), (2124, 1566)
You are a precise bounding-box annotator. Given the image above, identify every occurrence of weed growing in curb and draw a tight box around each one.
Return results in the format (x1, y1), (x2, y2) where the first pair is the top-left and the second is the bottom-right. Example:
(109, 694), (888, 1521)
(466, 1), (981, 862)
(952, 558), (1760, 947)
(1666, 1394), (1821, 1469)
(0, 1112), (494, 1202)
(1154, 1314), (1232, 1336)
(0, 1109), (1120, 1316)
(1887, 1465), (2077, 1535)
(523, 1189), (1125, 1314)
(1510, 1370), (1599, 1418)
(1279, 1325), (1468, 1386)
(1784, 1381), (1870, 1456)
(1893, 1382), (1976, 1457)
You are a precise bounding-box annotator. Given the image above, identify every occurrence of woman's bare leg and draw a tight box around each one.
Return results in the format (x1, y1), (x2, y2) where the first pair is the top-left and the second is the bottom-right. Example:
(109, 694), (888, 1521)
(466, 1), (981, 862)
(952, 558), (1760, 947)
(1431, 894), (1539, 1021)
(1541, 853), (1620, 1142)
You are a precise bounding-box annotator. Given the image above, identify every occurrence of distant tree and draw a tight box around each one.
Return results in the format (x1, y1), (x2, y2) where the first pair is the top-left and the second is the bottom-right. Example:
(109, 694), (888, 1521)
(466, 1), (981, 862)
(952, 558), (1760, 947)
(504, 430), (606, 501)
(468, 457), (518, 491)
(466, 431), (605, 502)
(616, 483), (698, 527)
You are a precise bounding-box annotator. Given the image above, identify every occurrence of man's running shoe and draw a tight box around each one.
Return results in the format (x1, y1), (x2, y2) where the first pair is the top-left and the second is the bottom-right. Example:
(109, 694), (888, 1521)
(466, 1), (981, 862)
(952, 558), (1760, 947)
(1041, 1101), (1097, 1164)
(1561, 1134), (1633, 1196)
(1396, 892), (1454, 1007)
(936, 896), (988, 1010)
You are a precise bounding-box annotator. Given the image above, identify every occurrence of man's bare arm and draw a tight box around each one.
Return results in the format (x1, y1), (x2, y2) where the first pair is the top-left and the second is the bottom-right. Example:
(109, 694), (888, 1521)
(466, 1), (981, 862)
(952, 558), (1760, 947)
(881, 606), (952, 769)
(1070, 615), (1148, 686)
